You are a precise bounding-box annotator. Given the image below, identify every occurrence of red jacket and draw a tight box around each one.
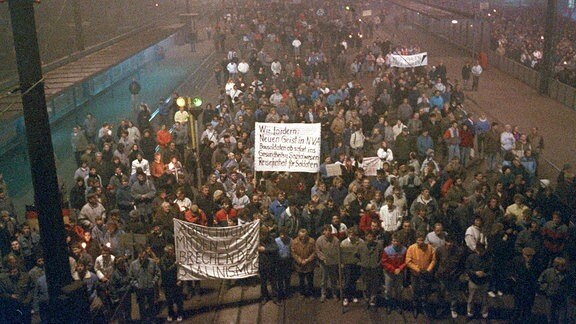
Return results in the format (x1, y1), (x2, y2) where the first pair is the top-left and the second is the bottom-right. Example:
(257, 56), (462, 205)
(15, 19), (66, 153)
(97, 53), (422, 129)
(460, 128), (474, 148)
(184, 209), (207, 226)
(156, 130), (172, 147)
(359, 212), (378, 234)
(381, 244), (407, 274)
(214, 208), (237, 225)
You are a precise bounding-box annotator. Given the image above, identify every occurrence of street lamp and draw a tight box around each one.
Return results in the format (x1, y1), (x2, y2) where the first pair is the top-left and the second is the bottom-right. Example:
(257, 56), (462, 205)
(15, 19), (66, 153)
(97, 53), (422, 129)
(177, 96), (203, 188)
(451, 20), (458, 41)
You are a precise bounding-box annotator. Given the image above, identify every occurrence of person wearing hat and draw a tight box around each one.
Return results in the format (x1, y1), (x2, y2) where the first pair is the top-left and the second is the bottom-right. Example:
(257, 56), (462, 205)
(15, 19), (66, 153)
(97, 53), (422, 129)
(78, 192), (106, 231)
(509, 247), (540, 321)
(131, 170), (156, 224)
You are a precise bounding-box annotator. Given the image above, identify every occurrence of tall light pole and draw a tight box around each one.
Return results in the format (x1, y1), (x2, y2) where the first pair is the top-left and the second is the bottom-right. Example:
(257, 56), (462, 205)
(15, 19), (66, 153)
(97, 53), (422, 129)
(539, 0), (557, 95)
(6, 0), (89, 321)
(72, 0), (85, 51)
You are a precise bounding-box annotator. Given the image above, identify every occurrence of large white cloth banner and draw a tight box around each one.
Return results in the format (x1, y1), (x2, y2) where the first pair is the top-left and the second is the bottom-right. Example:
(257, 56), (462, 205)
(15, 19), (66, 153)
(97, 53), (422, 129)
(254, 122), (321, 173)
(174, 219), (260, 280)
(390, 52), (428, 68)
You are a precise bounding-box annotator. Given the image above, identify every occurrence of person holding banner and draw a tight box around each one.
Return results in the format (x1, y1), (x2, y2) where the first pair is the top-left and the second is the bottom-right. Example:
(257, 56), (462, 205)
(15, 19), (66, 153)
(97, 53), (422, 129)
(214, 198), (237, 227)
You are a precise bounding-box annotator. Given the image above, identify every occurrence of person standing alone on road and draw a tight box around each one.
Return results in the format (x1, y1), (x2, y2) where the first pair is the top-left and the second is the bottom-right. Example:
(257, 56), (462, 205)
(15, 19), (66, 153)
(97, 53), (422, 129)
(471, 60), (483, 91)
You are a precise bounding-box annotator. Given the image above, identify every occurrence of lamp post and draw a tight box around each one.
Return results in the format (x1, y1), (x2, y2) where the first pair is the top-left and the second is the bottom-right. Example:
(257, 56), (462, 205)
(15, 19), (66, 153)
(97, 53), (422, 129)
(451, 19), (458, 42)
(177, 96), (204, 188)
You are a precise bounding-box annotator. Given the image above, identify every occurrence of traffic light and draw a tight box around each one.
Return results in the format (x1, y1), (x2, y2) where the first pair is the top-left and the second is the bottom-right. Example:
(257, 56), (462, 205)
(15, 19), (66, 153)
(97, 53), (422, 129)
(192, 96), (203, 108)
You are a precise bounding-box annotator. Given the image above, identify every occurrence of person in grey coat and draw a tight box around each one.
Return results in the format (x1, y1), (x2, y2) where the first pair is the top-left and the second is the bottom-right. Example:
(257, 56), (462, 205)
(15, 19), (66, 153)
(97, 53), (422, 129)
(130, 171), (156, 224)
(357, 230), (383, 307)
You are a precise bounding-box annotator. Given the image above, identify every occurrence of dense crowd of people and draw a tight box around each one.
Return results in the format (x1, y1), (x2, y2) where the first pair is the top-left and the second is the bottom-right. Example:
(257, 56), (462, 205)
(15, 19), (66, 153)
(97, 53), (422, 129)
(420, 0), (576, 87)
(0, 1), (575, 323)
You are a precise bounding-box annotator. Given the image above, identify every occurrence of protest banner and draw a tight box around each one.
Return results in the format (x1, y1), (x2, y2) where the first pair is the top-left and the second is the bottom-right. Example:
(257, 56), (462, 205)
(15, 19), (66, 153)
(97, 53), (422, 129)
(325, 163), (342, 177)
(254, 122), (321, 173)
(360, 157), (381, 176)
(390, 52), (428, 68)
(174, 219), (260, 280)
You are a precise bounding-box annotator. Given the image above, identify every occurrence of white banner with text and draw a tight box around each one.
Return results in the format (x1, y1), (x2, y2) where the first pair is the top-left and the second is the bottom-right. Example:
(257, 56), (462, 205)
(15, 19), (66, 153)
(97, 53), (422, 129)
(254, 122), (321, 173)
(390, 52), (428, 68)
(174, 219), (260, 280)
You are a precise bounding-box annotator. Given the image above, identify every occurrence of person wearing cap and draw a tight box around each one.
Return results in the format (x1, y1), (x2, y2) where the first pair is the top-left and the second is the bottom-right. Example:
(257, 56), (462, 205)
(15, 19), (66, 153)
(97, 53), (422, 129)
(78, 192), (106, 231)
(131, 171), (156, 224)
(509, 247), (539, 321)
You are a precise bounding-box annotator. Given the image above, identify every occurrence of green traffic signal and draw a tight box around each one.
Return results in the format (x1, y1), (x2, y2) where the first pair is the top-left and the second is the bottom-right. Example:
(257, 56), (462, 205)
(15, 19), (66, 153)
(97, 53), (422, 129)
(192, 96), (203, 107)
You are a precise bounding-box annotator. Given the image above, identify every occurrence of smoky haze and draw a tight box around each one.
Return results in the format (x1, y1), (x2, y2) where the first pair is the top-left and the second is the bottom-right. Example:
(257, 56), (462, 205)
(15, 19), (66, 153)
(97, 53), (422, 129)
(0, 0), (191, 84)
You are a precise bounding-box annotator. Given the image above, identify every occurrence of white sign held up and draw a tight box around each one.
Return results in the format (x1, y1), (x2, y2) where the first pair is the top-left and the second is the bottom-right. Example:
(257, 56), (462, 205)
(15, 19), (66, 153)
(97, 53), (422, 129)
(390, 52), (428, 68)
(254, 122), (321, 173)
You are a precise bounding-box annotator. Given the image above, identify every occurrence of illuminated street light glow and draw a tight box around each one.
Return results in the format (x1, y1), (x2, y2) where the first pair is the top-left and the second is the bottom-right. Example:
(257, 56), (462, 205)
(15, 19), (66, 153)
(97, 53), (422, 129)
(176, 97), (187, 108)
